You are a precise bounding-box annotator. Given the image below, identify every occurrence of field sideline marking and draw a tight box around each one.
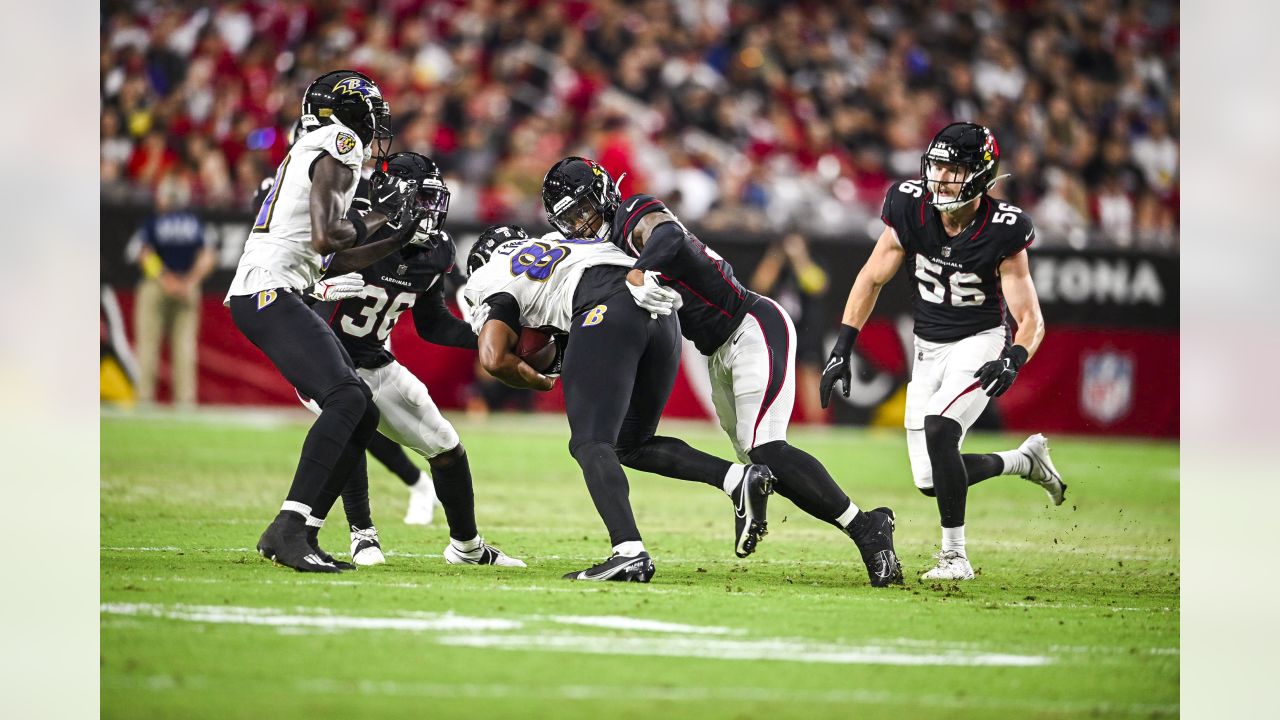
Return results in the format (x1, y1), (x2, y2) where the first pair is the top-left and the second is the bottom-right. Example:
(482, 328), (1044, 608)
(104, 674), (1179, 716)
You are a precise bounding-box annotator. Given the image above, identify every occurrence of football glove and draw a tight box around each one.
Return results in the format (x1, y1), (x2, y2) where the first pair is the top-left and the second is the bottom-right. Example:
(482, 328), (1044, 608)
(370, 174), (419, 231)
(818, 325), (859, 409)
(406, 222), (450, 250)
(311, 273), (366, 302)
(544, 333), (569, 377)
(627, 270), (681, 317)
(974, 345), (1029, 398)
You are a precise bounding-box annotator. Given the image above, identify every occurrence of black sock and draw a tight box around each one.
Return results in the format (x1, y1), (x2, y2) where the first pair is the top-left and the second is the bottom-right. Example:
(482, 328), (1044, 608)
(429, 445), (478, 542)
(341, 453), (373, 530)
(963, 453), (1004, 485)
(924, 415), (968, 528)
(748, 440), (852, 528)
(367, 432), (422, 487)
(616, 435), (731, 489)
(571, 441), (641, 547)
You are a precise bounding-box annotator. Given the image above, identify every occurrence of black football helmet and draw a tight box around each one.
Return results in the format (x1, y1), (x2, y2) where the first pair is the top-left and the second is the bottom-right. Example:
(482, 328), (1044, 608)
(301, 70), (392, 160)
(541, 157), (623, 239)
(372, 152), (450, 234)
(468, 224), (529, 277)
(920, 122), (1002, 211)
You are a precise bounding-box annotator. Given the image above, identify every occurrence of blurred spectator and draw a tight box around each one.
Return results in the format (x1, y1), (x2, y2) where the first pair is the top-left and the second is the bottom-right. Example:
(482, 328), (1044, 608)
(751, 233), (829, 424)
(100, 0), (1179, 250)
(131, 176), (217, 407)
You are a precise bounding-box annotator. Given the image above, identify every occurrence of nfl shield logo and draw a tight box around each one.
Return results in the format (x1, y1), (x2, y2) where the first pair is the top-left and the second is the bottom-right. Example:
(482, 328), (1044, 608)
(1080, 351), (1134, 426)
(397, 264), (408, 275)
(941, 246), (952, 258)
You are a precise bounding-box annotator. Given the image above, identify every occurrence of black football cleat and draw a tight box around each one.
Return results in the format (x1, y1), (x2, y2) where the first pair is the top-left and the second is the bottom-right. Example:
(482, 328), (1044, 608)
(306, 525), (356, 570)
(256, 512), (342, 573)
(563, 552), (656, 582)
(731, 464), (775, 558)
(848, 507), (904, 587)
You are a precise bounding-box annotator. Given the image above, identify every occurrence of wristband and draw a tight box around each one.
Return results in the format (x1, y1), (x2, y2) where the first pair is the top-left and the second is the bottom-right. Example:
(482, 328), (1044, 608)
(832, 324), (860, 358)
(1007, 344), (1029, 369)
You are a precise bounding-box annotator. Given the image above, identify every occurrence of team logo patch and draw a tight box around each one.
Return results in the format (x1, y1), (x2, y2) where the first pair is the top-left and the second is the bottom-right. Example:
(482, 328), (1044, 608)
(335, 132), (357, 155)
(582, 305), (607, 327)
(1080, 351), (1134, 426)
(256, 289), (278, 311)
(397, 264), (408, 275)
(320, 253), (335, 272)
(333, 76), (372, 97)
(941, 246), (952, 258)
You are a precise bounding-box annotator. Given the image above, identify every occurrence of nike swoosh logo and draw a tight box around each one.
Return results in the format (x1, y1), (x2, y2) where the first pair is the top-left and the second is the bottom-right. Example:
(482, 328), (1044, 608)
(823, 357), (842, 374)
(1025, 231), (1033, 241)
(625, 199), (638, 212)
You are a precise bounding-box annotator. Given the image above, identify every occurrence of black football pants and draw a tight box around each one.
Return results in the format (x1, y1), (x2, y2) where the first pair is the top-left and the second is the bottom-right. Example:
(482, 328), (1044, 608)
(229, 289), (379, 521)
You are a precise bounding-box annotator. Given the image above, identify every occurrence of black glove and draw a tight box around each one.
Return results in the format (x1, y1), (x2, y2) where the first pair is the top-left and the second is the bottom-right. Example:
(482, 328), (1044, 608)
(369, 172), (418, 231)
(544, 333), (569, 377)
(819, 324), (859, 409)
(974, 344), (1029, 397)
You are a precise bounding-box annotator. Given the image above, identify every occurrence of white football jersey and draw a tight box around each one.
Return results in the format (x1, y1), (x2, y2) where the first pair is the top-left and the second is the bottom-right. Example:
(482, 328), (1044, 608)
(463, 231), (634, 333)
(225, 123), (366, 301)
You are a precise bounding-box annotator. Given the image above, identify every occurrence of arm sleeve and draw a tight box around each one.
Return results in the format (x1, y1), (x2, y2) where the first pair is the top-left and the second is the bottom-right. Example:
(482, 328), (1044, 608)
(482, 292), (522, 336)
(632, 220), (684, 273)
(412, 281), (478, 349)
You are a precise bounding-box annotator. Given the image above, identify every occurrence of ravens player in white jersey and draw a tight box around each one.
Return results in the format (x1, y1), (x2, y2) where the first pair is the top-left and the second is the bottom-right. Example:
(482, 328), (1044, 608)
(301, 152), (524, 568)
(256, 122), (441, 530)
(542, 157), (902, 587)
(225, 70), (426, 573)
(464, 226), (773, 582)
(821, 122), (1067, 581)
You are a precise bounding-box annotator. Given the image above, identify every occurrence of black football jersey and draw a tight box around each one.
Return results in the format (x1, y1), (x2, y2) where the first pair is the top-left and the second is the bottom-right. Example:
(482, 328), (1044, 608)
(311, 237), (458, 368)
(610, 194), (756, 355)
(881, 180), (1036, 343)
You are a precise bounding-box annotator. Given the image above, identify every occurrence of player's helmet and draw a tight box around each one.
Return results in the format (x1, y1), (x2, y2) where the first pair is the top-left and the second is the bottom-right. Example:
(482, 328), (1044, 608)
(541, 157), (622, 239)
(301, 70), (393, 160)
(372, 152), (451, 233)
(920, 122), (1001, 212)
(468, 224), (529, 277)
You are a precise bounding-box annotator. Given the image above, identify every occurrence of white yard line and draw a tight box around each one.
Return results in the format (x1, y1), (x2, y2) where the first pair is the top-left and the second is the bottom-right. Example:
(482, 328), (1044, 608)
(101, 602), (1051, 668)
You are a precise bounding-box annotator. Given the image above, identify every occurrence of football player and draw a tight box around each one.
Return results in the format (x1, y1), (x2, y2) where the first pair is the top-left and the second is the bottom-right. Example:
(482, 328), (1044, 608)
(301, 152), (524, 568)
(225, 70), (424, 573)
(257, 123), (439, 530)
(820, 122), (1067, 581)
(464, 225), (773, 582)
(543, 157), (902, 587)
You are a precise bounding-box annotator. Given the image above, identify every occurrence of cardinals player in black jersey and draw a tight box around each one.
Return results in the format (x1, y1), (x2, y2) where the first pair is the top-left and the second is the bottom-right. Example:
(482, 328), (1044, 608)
(821, 122), (1067, 581)
(541, 157), (902, 587)
(302, 152), (525, 568)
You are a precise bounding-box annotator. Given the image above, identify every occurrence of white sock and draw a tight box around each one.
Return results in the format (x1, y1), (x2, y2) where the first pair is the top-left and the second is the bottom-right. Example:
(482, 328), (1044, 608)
(613, 540), (646, 557)
(281, 501), (322, 526)
(722, 464), (746, 495)
(451, 535), (483, 553)
(411, 470), (431, 489)
(941, 526), (966, 555)
(995, 449), (1031, 476)
(834, 501), (861, 529)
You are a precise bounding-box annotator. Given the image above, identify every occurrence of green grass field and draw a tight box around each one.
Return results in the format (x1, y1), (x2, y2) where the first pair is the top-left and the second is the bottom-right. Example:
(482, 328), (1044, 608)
(101, 410), (1178, 719)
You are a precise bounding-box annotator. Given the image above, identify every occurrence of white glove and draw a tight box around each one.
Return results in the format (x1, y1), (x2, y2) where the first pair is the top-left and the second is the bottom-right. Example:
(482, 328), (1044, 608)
(468, 301), (492, 336)
(311, 273), (365, 301)
(407, 222), (449, 249)
(627, 270), (680, 317)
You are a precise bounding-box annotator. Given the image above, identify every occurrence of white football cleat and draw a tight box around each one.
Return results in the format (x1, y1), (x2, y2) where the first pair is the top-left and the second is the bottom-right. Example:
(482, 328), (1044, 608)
(921, 550), (975, 580)
(404, 471), (437, 525)
(443, 538), (527, 567)
(1019, 433), (1067, 506)
(350, 526), (386, 566)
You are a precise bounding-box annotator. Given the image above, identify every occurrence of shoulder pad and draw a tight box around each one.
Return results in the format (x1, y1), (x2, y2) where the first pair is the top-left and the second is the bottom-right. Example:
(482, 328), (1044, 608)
(299, 124), (365, 171)
(985, 199), (1037, 255)
(882, 179), (927, 241)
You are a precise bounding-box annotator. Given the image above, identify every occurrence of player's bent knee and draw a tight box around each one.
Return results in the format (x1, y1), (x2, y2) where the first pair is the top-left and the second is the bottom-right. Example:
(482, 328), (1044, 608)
(923, 415), (963, 454)
(429, 444), (466, 468)
(746, 440), (787, 468)
(917, 486), (937, 497)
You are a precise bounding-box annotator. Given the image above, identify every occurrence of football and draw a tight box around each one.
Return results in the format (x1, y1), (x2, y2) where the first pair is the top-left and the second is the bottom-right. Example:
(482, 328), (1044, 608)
(515, 327), (557, 373)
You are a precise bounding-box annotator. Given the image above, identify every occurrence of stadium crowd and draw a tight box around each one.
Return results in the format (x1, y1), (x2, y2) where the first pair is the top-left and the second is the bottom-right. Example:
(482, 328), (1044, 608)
(101, 0), (1179, 250)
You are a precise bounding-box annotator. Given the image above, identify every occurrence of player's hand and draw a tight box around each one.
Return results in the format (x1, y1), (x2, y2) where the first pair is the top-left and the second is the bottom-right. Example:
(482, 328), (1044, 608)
(627, 270), (680, 317)
(311, 273), (365, 301)
(406, 222), (449, 249)
(819, 324), (860, 409)
(543, 333), (568, 378)
(370, 174), (418, 230)
(974, 345), (1029, 397)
